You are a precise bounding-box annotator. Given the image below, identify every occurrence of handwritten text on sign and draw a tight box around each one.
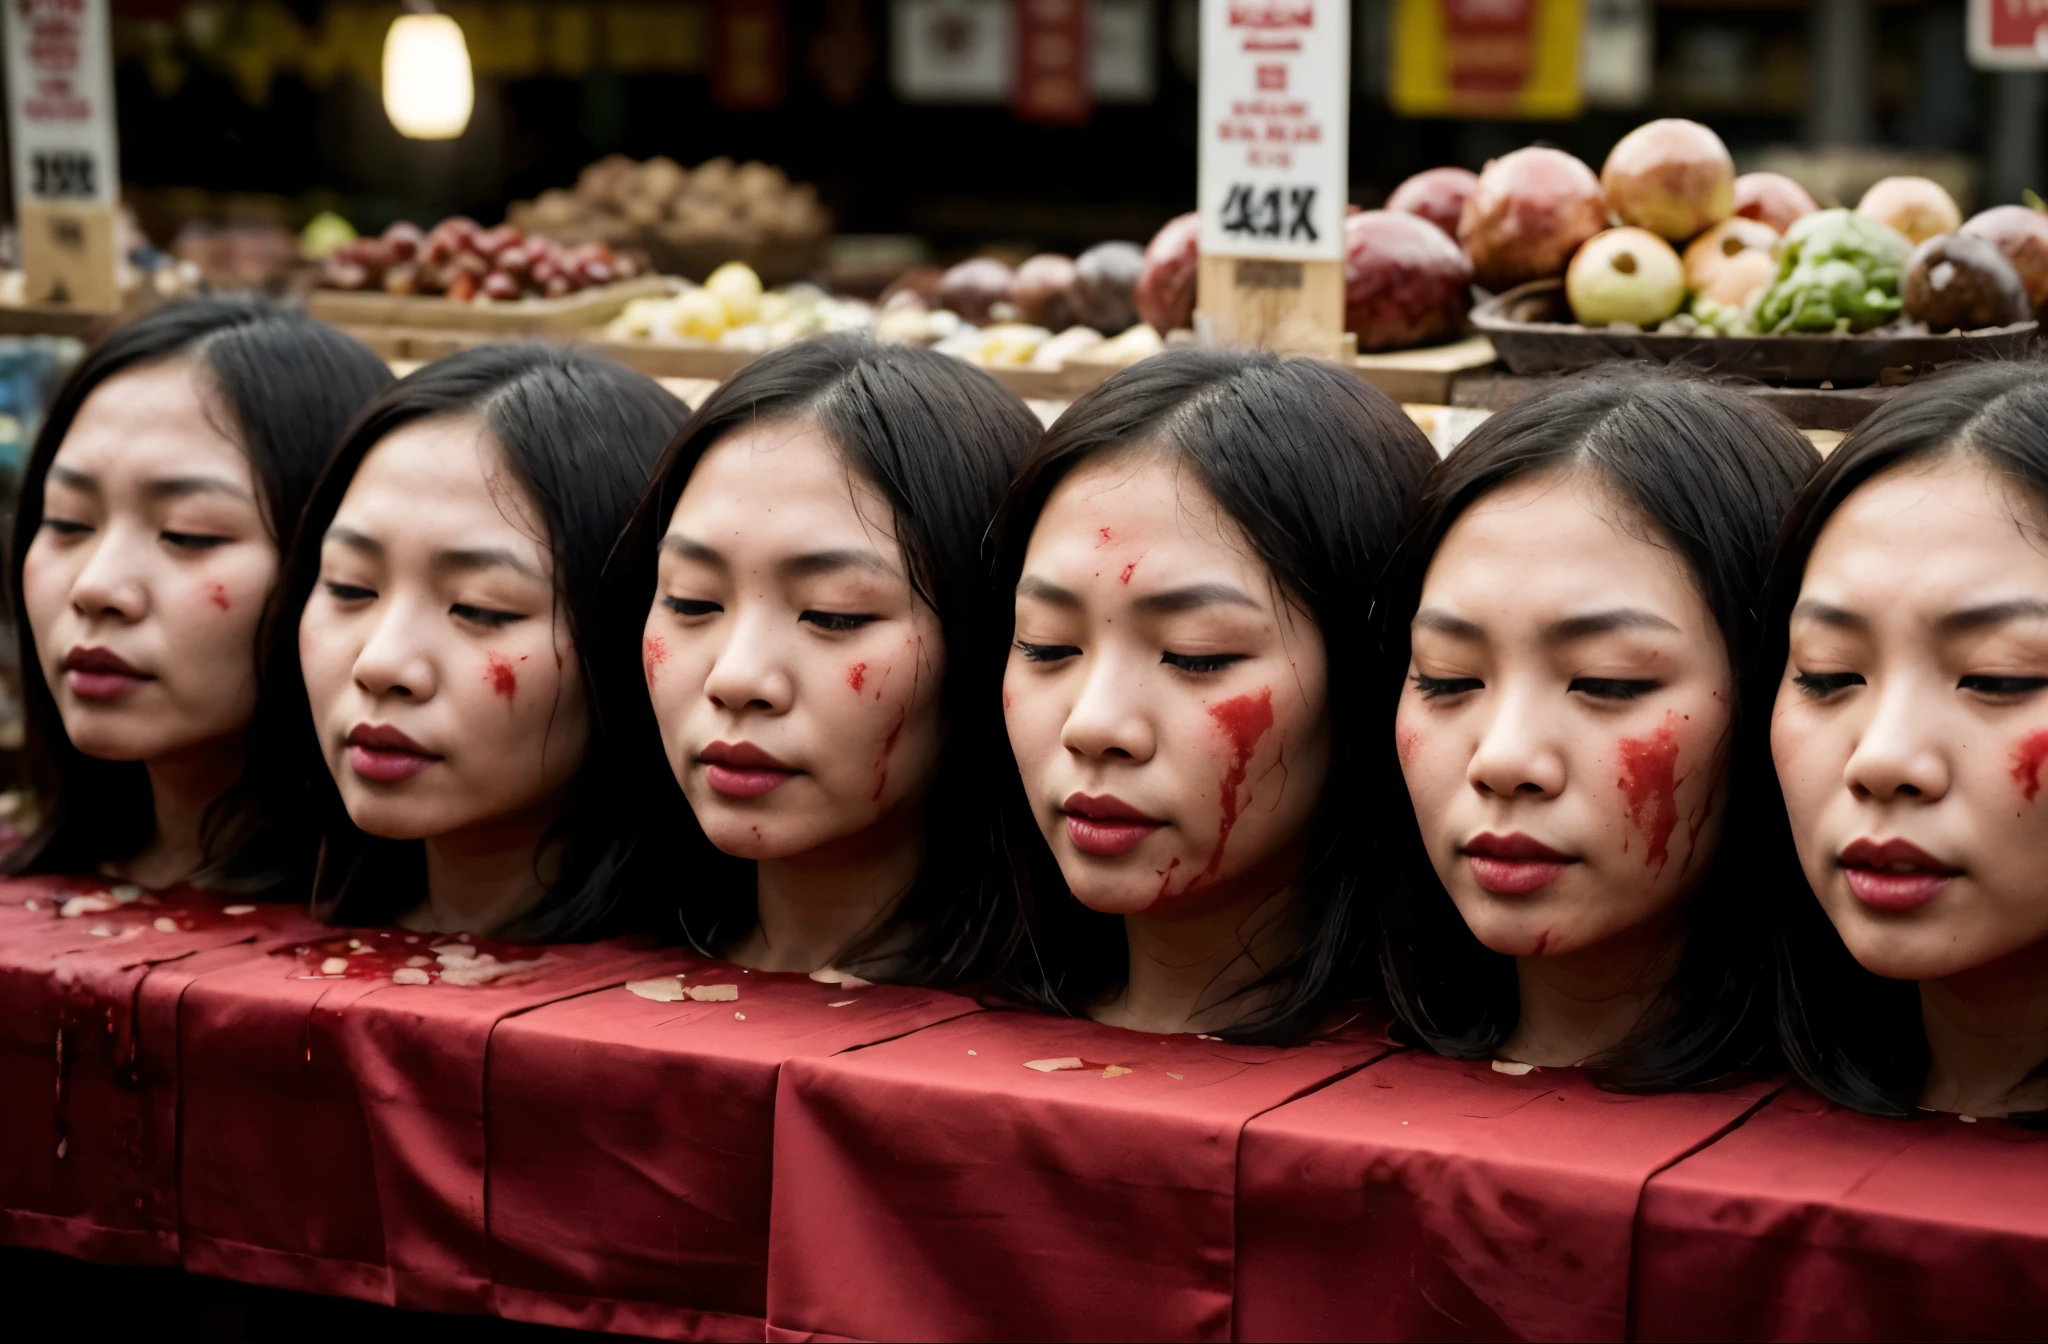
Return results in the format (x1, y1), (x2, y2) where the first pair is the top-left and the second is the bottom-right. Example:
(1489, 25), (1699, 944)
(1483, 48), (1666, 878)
(5, 0), (120, 206)
(1197, 0), (1348, 261)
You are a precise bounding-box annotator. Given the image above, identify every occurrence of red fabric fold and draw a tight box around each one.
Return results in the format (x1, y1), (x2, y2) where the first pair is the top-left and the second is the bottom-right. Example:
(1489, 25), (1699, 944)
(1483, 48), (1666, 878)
(0, 877), (319, 1264)
(1234, 1049), (1777, 1342)
(764, 1008), (1392, 1343)
(485, 955), (979, 1341)
(177, 932), (677, 1311)
(1634, 1082), (2048, 1341)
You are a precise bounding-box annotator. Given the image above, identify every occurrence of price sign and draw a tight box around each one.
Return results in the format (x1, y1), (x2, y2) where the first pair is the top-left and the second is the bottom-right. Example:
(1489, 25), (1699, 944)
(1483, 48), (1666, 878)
(4, 0), (122, 310)
(1969, 0), (2048, 67)
(1197, 0), (1348, 262)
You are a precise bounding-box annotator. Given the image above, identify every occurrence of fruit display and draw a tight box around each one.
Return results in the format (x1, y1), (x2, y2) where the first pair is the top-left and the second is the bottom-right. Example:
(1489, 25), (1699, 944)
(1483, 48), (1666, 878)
(318, 216), (645, 302)
(510, 155), (829, 284)
(1959, 205), (2048, 314)
(1601, 119), (1735, 242)
(1135, 213), (1201, 334)
(1733, 173), (1821, 235)
(1856, 177), (1963, 247)
(1342, 210), (1472, 351)
(606, 262), (870, 349)
(1385, 167), (1479, 240)
(1071, 242), (1145, 333)
(1567, 228), (1686, 328)
(1458, 147), (1610, 292)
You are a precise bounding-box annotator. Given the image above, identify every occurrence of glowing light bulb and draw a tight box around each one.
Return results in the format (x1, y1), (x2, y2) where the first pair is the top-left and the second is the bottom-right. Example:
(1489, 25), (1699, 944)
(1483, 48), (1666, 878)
(382, 13), (474, 140)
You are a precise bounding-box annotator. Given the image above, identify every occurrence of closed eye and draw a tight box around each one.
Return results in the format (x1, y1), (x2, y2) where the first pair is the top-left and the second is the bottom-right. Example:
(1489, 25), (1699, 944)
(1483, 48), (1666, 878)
(40, 517), (90, 537)
(1411, 673), (1482, 699)
(801, 610), (878, 633)
(1015, 640), (1079, 663)
(452, 603), (523, 629)
(323, 581), (375, 603)
(1569, 678), (1657, 701)
(1792, 670), (1863, 697)
(162, 531), (230, 550)
(663, 596), (720, 617)
(1162, 651), (1244, 674)
(1960, 674), (2048, 697)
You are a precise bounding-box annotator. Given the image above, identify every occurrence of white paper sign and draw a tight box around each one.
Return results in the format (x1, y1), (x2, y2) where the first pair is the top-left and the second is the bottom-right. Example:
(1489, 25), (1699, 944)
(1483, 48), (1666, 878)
(1197, 0), (1349, 261)
(4, 0), (119, 206)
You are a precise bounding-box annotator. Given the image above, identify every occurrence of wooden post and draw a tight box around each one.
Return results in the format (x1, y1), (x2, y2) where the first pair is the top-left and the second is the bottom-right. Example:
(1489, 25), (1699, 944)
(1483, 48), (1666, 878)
(1195, 0), (1352, 359)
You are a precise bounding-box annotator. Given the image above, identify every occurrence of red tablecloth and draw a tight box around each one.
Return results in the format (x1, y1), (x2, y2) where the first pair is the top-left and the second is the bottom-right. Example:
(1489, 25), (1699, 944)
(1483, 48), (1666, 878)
(485, 956), (982, 1341)
(0, 877), (319, 1264)
(764, 1008), (1392, 1343)
(1233, 1050), (1777, 1342)
(176, 932), (676, 1313)
(1634, 1083), (2048, 1341)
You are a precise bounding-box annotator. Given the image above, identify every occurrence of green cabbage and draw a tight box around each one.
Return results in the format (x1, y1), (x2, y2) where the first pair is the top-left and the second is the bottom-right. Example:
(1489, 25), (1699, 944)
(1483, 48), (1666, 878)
(1753, 208), (1912, 334)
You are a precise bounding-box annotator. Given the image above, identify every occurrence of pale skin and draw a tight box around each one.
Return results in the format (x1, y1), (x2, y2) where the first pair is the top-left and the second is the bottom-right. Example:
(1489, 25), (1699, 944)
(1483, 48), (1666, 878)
(299, 416), (589, 936)
(1773, 458), (2048, 1117)
(1005, 448), (1331, 1035)
(645, 420), (946, 974)
(1396, 470), (1733, 1067)
(21, 358), (278, 890)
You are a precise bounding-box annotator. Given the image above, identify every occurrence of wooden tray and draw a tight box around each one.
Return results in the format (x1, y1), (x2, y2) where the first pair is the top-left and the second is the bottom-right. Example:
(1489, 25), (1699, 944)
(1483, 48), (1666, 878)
(1470, 279), (2039, 386)
(306, 275), (672, 335)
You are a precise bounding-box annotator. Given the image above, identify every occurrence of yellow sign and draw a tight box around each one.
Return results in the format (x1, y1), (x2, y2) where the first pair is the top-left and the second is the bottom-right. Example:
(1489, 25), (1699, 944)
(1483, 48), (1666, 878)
(19, 201), (122, 314)
(1391, 0), (1582, 120)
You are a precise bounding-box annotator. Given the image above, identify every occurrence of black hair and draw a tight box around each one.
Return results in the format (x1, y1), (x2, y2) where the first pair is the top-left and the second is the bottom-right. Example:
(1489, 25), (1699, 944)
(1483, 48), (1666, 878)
(1376, 367), (1819, 1088)
(5, 297), (394, 887)
(259, 344), (688, 939)
(992, 347), (1437, 1045)
(1765, 360), (2048, 1124)
(606, 332), (1042, 982)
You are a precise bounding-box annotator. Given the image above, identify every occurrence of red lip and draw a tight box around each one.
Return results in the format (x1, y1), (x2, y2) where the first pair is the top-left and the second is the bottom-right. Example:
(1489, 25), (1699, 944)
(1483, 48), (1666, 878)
(701, 740), (799, 798)
(61, 645), (152, 700)
(345, 722), (442, 783)
(1461, 832), (1578, 896)
(1061, 792), (1165, 857)
(1839, 837), (1961, 913)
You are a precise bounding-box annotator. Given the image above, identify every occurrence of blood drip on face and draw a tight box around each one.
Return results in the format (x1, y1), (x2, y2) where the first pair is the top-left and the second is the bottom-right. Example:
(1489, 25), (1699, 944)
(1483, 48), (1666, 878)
(1120, 561), (1138, 585)
(1396, 728), (1421, 765)
(1616, 715), (1683, 872)
(207, 583), (231, 612)
(642, 634), (668, 686)
(2011, 729), (2048, 803)
(871, 649), (921, 802)
(486, 653), (518, 703)
(1096, 528), (1113, 547)
(1193, 687), (1276, 883)
(1155, 856), (1181, 900)
(848, 662), (867, 693)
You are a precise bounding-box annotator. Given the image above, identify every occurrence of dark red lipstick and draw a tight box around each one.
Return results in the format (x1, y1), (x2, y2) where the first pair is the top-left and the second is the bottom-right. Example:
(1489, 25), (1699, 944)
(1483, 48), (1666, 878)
(62, 646), (151, 701)
(1462, 832), (1578, 896)
(1839, 838), (1960, 913)
(346, 722), (441, 783)
(701, 741), (799, 798)
(1061, 793), (1165, 857)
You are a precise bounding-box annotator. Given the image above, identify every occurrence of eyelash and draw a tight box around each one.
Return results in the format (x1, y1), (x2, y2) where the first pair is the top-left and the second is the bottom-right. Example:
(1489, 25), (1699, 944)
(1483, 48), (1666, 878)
(1411, 673), (1481, 700)
(163, 531), (228, 550)
(1162, 652), (1244, 674)
(40, 518), (89, 537)
(1961, 675), (2048, 697)
(1570, 678), (1657, 701)
(663, 597), (719, 617)
(324, 581), (374, 603)
(1792, 671), (1862, 698)
(802, 610), (878, 633)
(1015, 640), (1078, 663)
(452, 603), (523, 629)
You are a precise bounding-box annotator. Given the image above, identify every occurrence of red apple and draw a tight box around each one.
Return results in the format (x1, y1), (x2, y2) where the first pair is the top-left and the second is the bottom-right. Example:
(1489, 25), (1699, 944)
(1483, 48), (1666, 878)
(1732, 173), (1819, 235)
(1960, 204), (2048, 314)
(1458, 147), (1609, 291)
(1343, 209), (1473, 350)
(1135, 212), (1201, 333)
(1601, 119), (1735, 242)
(1385, 166), (1480, 240)
(1858, 177), (1962, 246)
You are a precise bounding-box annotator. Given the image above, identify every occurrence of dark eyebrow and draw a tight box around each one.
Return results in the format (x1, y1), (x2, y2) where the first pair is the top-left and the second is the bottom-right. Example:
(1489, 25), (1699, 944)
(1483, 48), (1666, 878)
(1937, 599), (2048, 634)
(1132, 583), (1262, 615)
(1545, 608), (1680, 643)
(780, 548), (896, 580)
(662, 534), (725, 566)
(1790, 599), (1866, 632)
(47, 465), (96, 492)
(1413, 608), (1483, 640)
(142, 474), (251, 503)
(325, 524), (380, 556)
(436, 546), (546, 583)
(1017, 575), (1081, 608)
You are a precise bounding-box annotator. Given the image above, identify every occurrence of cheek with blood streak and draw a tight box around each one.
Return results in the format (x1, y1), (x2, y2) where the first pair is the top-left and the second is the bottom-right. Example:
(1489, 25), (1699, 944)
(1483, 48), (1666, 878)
(486, 654), (518, 704)
(1119, 561), (1138, 584)
(643, 634), (669, 686)
(870, 650), (921, 802)
(2012, 729), (2048, 803)
(206, 583), (232, 612)
(1096, 528), (1113, 547)
(848, 662), (866, 693)
(1192, 688), (1277, 886)
(1002, 688), (1013, 711)
(1616, 716), (1683, 872)
(1396, 728), (1421, 765)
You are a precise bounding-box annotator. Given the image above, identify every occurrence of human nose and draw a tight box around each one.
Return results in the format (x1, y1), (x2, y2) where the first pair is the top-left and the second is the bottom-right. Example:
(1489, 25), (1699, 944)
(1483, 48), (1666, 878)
(349, 595), (438, 702)
(1059, 652), (1156, 764)
(701, 605), (793, 714)
(1842, 674), (1950, 804)
(66, 522), (150, 625)
(1466, 681), (1567, 800)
